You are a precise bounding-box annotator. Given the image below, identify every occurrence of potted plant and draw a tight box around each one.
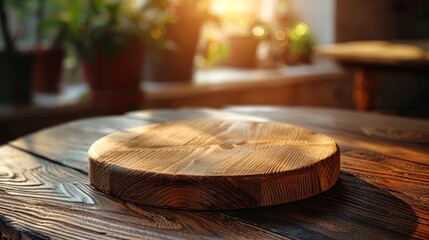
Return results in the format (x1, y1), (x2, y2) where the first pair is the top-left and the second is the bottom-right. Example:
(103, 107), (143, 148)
(228, 22), (269, 68)
(146, 0), (219, 83)
(0, 0), (67, 104)
(62, 0), (170, 110)
(33, 0), (67, 94)
(0, 0), (36, 105)
(283, 22), (313, 65)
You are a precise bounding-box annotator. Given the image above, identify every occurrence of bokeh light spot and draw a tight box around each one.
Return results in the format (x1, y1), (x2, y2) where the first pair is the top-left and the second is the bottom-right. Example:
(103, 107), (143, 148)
(295, 23), (309, 36)
(274, 30), (286, 40)
(252, 26), (265, 38)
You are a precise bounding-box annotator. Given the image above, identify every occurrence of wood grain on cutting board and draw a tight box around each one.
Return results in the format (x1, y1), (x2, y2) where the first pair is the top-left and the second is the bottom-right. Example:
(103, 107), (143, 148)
(89, 120), (340, 210)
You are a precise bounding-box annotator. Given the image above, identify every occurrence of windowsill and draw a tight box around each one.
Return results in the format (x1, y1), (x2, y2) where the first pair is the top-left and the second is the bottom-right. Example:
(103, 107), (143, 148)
(145, 58), (345, 101)
(1, 58), (348, 112)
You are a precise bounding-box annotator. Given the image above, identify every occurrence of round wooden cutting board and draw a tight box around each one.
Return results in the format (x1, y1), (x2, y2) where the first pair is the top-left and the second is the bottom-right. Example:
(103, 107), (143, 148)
(88, 120), (340, 210)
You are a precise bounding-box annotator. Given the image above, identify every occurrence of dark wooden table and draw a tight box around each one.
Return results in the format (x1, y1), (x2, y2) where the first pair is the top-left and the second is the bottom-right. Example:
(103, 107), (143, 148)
(316, 40), (429, 112)
(1, 106), (428, 239)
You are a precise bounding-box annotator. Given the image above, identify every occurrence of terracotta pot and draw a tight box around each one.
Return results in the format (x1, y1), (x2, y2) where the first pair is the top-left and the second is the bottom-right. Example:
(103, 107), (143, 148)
(283, 47), (312, 65)
(284, 53), (312, 65)
(147, 7), (204, 83)
(0, 51), (35, 105)
(33, 47), (65, 93)
(81, 41), (144, 110)
(228, 36), (259, 68)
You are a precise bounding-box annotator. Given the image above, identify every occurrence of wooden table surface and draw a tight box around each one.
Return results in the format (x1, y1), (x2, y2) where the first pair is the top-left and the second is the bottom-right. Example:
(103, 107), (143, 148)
(1, 106), (428, 239)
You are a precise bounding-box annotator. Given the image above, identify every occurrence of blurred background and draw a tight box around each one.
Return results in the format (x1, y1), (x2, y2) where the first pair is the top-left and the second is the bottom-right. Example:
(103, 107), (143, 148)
(1, 0), (429, 143)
